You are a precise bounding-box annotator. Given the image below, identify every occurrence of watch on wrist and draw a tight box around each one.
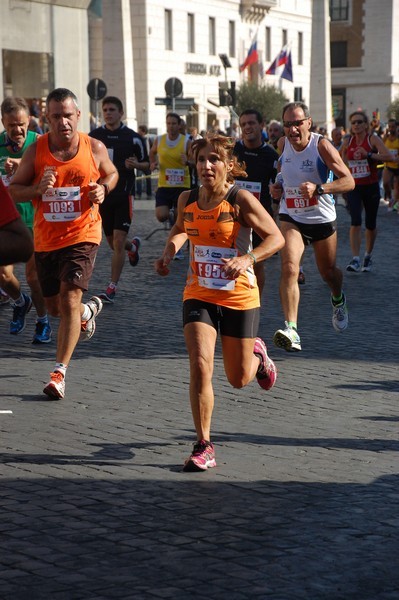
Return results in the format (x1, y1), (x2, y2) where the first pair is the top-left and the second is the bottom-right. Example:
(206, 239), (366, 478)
(316, 185), (325, 195)
(102, 182), (110, 196)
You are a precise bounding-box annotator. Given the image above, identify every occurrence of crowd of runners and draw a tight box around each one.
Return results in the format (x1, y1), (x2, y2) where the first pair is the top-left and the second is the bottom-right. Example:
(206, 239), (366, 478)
(1, 86), (398, 470)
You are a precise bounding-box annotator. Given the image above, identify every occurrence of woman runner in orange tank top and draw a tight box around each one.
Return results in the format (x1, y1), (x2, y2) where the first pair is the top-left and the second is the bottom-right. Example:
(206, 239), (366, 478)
(155, 134), (284, 472)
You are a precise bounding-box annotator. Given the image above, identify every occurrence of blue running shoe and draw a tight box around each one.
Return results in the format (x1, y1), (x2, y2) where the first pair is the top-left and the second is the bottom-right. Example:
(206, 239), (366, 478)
(10, 293), (33, 334)
(32, 320), (52, 344)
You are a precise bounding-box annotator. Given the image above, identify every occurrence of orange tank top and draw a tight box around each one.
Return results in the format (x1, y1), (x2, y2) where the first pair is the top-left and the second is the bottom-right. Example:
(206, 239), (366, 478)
(183, 185), (259, 310)
(33, 132), (102, 251)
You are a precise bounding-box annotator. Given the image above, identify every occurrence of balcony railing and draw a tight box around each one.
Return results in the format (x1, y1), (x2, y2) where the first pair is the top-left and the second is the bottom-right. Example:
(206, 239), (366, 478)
(240, 0), (277, 22)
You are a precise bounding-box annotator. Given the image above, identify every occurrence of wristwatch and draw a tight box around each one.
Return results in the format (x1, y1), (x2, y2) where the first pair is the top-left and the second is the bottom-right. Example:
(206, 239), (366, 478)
(316, 185), (325, 195)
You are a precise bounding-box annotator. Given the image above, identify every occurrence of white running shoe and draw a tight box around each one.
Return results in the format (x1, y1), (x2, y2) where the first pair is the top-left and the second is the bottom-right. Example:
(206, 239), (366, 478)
(43, 371), (65, 400)
(332, 294), (349, 332)
(346, 258), (361, 272)
(80, 296), (103, 341)
(273, 322), (302, 352)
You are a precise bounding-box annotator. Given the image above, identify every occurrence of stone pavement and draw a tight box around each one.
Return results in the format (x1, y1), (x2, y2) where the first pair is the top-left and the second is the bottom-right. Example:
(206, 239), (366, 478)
(0, 200), (398, 600)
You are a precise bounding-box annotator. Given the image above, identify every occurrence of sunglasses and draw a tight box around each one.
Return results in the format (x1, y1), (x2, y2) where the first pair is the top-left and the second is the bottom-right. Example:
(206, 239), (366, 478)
(351, 120), (366, 125)
(283, 118), (308, 128)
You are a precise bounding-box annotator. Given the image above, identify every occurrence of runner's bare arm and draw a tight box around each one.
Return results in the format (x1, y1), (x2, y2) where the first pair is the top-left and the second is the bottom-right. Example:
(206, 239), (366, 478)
(221, 189), (284, 276)
(8, 143), (52, 202)
(149, 137), (159, 171)
(315, 139), (355, 194)
(89, 137), (119, 193)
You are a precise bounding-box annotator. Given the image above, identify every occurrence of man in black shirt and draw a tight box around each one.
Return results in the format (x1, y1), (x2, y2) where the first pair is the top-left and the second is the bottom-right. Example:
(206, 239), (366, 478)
(90, 96), (149, 302)
(233, 109), (278, 299)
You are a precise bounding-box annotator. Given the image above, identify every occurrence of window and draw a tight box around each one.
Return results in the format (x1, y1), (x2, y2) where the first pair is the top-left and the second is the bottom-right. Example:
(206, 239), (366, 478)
(282, 29), (288, 47)
(188, 13), (195, 53)
(294, 87), (303, 102)
(209, 17), (216, 55)
(298, 32), (303, 65)
(331, 41), (347, 67)
(165, 9), (173, 51)
(330, 0), (349, 21)
(265, 27), (271, 62)
(229, 21), (235, 57)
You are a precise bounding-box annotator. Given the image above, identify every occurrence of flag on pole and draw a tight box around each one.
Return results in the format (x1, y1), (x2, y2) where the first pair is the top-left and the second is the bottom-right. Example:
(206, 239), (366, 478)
(281, 51), (293, 81)
(239, 38), (259, 72)
(265, 46), (293, 82)
(265, 54), (279, 76)
(277, 46), (289, 66)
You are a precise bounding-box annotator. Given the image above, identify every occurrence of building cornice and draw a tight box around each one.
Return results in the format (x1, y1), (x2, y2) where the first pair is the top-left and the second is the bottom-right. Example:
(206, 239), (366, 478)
(240, 0), (277, 23)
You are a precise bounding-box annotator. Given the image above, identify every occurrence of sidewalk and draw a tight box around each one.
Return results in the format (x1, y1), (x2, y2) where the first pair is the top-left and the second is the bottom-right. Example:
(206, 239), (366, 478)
(0, 202), (398, 599)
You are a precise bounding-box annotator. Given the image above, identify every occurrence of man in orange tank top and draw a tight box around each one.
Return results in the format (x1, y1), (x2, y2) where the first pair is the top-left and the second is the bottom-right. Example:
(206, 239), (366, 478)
(9, 88), (118, 400)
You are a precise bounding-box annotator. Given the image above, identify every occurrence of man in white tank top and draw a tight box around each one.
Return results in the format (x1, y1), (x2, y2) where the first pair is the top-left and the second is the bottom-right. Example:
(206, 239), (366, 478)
(270, 102), (355, 351)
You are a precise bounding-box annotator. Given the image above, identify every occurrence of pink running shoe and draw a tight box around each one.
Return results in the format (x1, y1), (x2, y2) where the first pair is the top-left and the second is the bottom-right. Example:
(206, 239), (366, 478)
(183, 439), (216, 472)
(254, 337), (277, 391)
(43, 371), (65, 400)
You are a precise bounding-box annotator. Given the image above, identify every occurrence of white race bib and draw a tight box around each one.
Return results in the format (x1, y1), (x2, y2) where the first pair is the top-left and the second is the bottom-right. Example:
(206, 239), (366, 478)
(42, 187), (82, 222)
(285, 186), (318, 211)
(1, 174), (12, 188)
(235, 180), (261, 200)
(194, 245), (238, 291)
(348, 159), (370, 179)
(165, 169), (184, 186)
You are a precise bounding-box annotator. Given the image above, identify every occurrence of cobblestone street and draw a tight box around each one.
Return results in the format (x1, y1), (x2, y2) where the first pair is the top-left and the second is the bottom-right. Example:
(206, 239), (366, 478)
(1, 201), (398, 599)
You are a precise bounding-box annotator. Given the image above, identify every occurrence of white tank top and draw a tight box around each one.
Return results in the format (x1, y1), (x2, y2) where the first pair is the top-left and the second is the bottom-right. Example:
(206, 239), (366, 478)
(279, 132), (336, 224)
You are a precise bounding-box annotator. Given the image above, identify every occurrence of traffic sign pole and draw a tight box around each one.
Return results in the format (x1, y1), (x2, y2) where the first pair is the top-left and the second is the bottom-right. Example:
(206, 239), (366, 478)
(87, 78), (107, 128)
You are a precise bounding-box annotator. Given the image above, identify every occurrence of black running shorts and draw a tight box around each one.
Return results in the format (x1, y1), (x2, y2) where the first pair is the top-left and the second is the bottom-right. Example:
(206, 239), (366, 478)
(183, 299), (260, 339)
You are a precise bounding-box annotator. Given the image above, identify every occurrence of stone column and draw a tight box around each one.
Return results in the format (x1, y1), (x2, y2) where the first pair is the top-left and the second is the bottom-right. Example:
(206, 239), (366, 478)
(102, 0), (136, 128)
(309, 0), (334, 134)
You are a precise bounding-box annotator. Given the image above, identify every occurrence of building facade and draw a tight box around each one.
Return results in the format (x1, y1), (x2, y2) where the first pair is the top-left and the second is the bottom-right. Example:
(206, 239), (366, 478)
(90, 0), (313, 133)
(330, 0), (399, 128)
(2, 1), (399, 135)
(0, 0), (91, 123)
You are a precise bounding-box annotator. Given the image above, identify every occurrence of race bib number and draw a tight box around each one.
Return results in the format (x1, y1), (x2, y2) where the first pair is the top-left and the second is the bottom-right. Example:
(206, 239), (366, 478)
(285, 186), (318, 210)
(235, 180), (261, 200)
(194, 245), (238, 291)
(348, 159), (370, 179)
(42, 186), (81, 222)
(165, 169), (184, 186)
(1, 174), (12, 187)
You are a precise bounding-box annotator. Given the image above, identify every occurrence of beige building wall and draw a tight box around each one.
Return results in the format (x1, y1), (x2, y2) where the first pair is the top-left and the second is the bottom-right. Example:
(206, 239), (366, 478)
(331, 0), (399, 126)
(0, 0), (91, 129)
(89, 0), (313, 134)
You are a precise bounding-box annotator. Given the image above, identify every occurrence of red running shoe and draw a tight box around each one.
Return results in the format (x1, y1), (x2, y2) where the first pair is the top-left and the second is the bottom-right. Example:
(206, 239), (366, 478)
(127, 237), (141, 267)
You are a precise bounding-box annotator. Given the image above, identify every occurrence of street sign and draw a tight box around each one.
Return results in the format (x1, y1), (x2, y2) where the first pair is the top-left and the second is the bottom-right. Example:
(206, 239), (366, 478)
(173, 98), (195, 109)
(164, 77), (183, 98)
(87, 78), (107, 101)
(155, 97), (195, 109)
(155, 97), (170, 105)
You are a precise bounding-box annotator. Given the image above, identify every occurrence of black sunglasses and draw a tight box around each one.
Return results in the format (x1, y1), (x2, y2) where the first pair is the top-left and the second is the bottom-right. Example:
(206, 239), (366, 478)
(351, 120), (366, 125)
(283, 118), (308, 128)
